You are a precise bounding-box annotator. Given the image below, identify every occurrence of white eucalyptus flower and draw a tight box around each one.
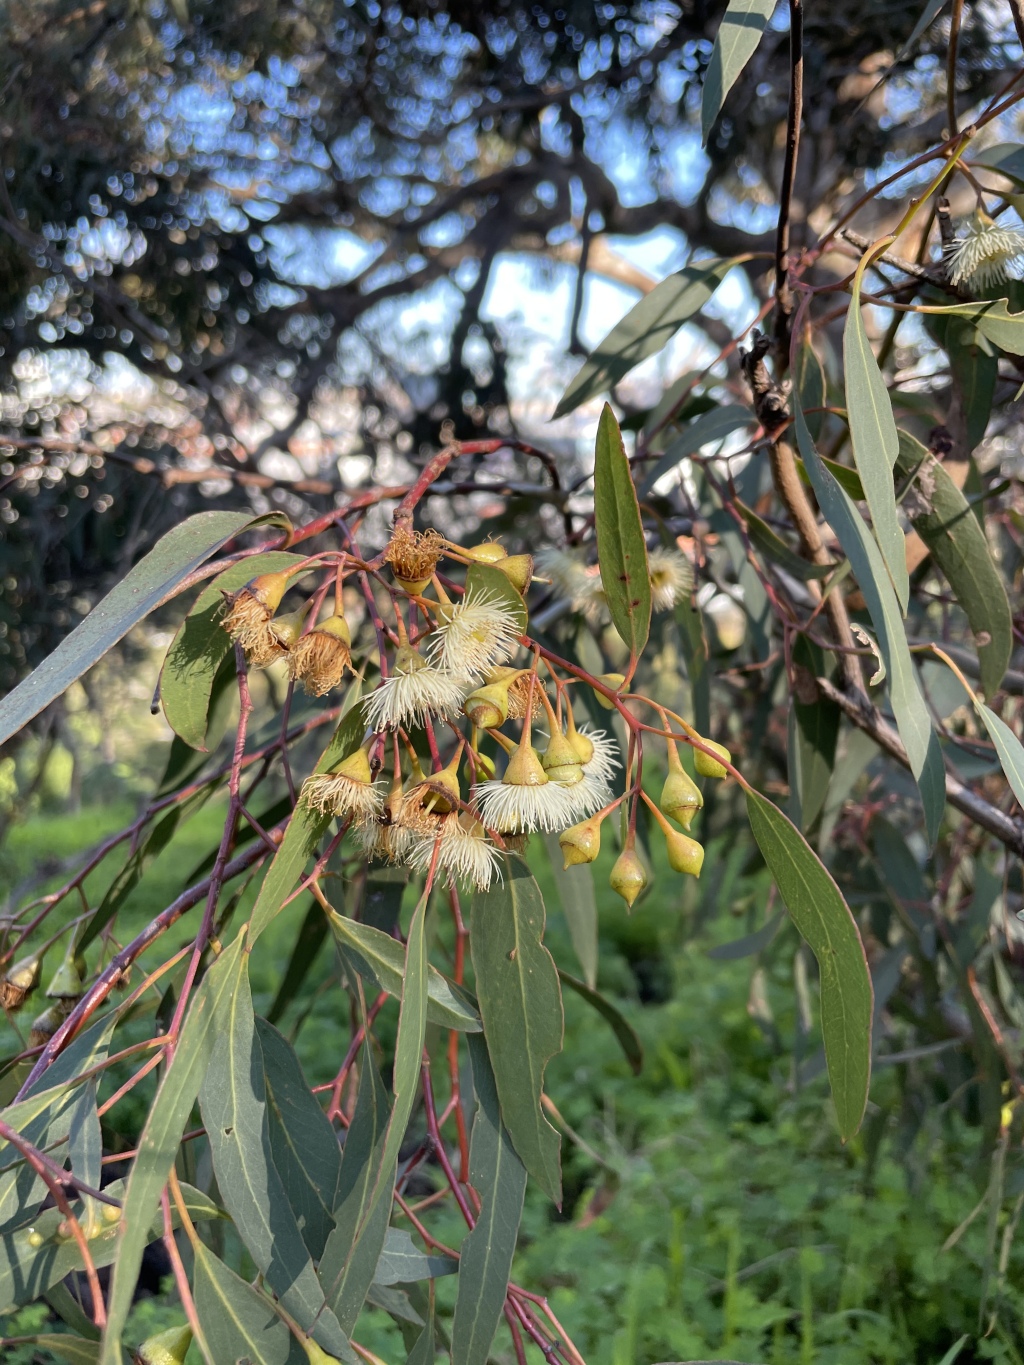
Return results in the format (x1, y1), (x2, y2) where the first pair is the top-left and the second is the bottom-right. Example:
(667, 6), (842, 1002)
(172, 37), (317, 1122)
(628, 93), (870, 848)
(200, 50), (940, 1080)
(535, 549), (608, 623)
(364, 644), (466, 731)
(302, 747), (384, 820)
(945, 210), (1024, 290)
(648, 546), (694, 611)
(406, 813), (502, 890)
(473, 742), (579, 833)
(426, 590), (521, 682)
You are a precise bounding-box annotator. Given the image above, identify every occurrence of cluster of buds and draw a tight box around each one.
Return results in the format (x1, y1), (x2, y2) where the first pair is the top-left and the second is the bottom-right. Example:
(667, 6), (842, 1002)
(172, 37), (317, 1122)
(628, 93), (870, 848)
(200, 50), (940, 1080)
(219, 520), (732, 905)
(221, 567), (353, 696)
(1, 927), (92, 1047)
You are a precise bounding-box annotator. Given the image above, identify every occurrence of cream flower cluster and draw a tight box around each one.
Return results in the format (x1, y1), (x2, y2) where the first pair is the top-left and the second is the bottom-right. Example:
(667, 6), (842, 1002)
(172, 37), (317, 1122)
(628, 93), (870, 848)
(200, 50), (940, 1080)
(945, 210), (1024, 290)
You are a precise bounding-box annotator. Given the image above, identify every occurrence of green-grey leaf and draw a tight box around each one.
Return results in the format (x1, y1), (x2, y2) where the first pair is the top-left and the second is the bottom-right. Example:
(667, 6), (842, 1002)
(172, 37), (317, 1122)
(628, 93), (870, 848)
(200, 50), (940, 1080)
(198, 942), (354, 1360)
(319, 1038), (393, 1332)
(745, 790), (873, 1139)
(326, 908), (482, 1031)
(795, 406), (945, 843)
(917, 298), (1024, 355)
(790, 638), (840, 831)
(470, 857), (564, 1205)
(971, 143), (1024, 184)
(896, 431), (1011, 699)
(451, 1034), (528, 1365)
(542, 833), (598, 988)
(975, 703), (1024, 812)
(700, 0), (776, 144)
(160, 550), (305, 748)
(707, 912), (786, 961)
(844, 278), (909, 610)
(374, 1228), (458, 1285)
(100, 937), (244, 1365)
(0, 1336), (102, 1365)
(796, 451), (865, 501)
(0, 1178), (220, 1319)
(407, 1293), (437, 1365)
(193, 1240), (308, 1365)
(465, 562), (528, 633)
(795, 337), (826, 441)
(257, 1018), (341, 1260)
(266, 901), (330, 1025)
(594, 404), (652, 660)
(553, 261), (735, 418)
(0, 510), (286, 748)
(738, 498), (838, 582)
(640, 405), (753, 495)
(556, 970), (643, 1075)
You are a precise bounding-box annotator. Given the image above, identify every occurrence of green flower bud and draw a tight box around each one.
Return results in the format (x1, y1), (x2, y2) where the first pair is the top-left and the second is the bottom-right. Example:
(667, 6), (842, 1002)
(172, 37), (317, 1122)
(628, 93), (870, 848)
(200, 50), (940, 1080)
(463, 679), (512, 729)
(0, 952), (42, 1012)
(593, 674), (628, 710)
(664, 828), (704, 877)
(493, 553), (533, 594)
(694, 739), (732, 779)
(609, 847), (647, 908)
(559, 817), (602, 868)
(660, 744), (703, 831)
(134, 1324), (193, 1365)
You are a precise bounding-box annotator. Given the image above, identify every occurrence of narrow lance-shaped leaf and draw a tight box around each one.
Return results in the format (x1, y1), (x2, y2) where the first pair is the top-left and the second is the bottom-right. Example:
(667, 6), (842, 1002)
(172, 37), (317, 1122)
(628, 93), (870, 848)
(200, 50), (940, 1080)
(553, 260), (737, 418)
(794, 405), (945, 845)
(198, 940), (354, 1360)
(844, 258), (910, 611)
(542, 833), (598, 989)
(594, 403), (652, 662)
(640, 404), (753, 495)
(556, 969), (643, 1076)
(160, 550), (306, 749)
(0, 510), (288, 747)
(745, 790), (874, 1139)
(326, 907), (482, 1032)
(701, 0), (776, 145)
(470, 857), (564, 1205)
(374, 1228), (458, 1285)
(318, 1038), (393, 1331)
(451, 1034), (528, 1365)
(193, 1240), (308, 1365)
(256, 1018), (342, 1261)
(896, 430), (1011, 699)
(100, 936), (245, 1364)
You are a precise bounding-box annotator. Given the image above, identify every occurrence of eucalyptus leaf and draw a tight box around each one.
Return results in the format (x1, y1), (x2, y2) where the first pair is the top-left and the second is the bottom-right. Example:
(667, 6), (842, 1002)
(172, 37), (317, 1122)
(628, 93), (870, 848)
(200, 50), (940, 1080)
(543, 833), (598, 988)
(594, 403), (651, 661)
(556, 969), (643, 1075)
(641, 405), (752, 494)
(700, 0), (776, 144)
(470, 857), (564, 1205)
(193, 1240), (309, 1365)
(745, 791), (873, 1140)
(553, 261), (736, 418)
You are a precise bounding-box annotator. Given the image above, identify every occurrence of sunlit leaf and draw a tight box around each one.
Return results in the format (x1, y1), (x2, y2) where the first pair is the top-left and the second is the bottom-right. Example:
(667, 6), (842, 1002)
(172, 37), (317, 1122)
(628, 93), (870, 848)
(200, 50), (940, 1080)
(896, 431), (1011, 699)
(553, 262), (736, 418)
(470, 857), (564, 1205)
(844, 268), (909, 611)
(465, 561), (528, 632)
(451, 1034), (528, 1365)
(594, 404), (651, 661)
(917, 298), (1024, 355)
(700, 0), (776, 145)
(794, 405), (945, 844)
(745, 790), (873, 1139)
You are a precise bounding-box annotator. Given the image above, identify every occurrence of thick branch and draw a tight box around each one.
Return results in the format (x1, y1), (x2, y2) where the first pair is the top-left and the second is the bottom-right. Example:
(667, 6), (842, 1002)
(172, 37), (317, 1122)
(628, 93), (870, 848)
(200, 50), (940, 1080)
(815, 675), (1024, 857)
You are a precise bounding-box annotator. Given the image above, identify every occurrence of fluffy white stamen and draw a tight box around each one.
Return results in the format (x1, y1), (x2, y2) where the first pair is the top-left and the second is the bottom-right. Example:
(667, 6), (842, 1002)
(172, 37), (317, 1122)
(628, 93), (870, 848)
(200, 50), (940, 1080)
(406, 815), (502, 890)
(302, 773), (384, 820)
(426, 591), (521, 681)
(648, 546), (694, 611)
(945, 212), (1024, 289)
(473, 776), (579, 833)
(364, 666), (466, 731)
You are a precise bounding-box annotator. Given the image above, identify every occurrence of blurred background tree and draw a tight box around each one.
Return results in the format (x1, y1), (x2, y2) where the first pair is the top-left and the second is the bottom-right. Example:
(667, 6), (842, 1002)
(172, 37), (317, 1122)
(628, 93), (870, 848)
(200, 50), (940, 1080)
(0, 0), (1015, 690)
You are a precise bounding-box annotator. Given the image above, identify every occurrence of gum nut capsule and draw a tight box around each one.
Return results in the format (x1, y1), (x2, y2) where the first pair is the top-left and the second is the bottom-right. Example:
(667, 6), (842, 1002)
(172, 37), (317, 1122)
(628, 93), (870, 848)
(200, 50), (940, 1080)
(594, 674), (628, 710)
(494, 553), (533, 593)
(464, 541), (508, 564)
(463, 680), (511, 729)
(559, 818), (602, 867)
(0, 952), (42, 1012)
(134, 1324), (193, 1365)
(660, 766), (704, 831)
(664, 828), (705, 877)
(610, 848), (647, 908)
(694, 739), (732, 779)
